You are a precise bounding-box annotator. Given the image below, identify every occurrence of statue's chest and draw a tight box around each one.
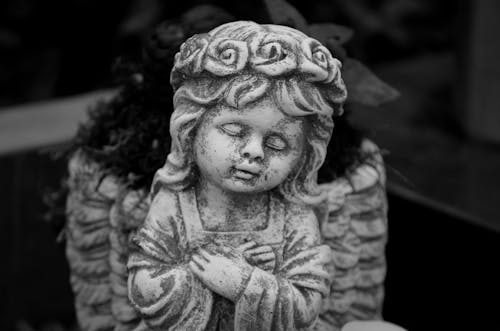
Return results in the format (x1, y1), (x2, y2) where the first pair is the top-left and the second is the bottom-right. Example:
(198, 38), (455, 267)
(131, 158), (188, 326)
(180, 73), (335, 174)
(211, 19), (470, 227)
(178, 188), (286, 267)
(188, 229), (284, 252)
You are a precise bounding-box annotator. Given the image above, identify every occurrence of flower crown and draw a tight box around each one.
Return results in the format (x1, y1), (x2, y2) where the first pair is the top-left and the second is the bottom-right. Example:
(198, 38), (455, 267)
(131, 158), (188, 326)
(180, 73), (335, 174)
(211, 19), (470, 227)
(170, 21), (346, 112)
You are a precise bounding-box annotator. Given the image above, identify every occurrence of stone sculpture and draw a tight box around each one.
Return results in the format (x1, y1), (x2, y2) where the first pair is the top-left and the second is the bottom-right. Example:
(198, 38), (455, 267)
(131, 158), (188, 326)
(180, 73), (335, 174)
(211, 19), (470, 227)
(65, 20), (388, 331)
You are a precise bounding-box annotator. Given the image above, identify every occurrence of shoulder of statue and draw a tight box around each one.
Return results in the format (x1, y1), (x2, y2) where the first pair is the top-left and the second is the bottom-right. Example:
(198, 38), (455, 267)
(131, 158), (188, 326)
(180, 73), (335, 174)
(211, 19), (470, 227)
(283, 199), (320, 237)
(145, 187), (185, 231)
(151, 186), (181, 209)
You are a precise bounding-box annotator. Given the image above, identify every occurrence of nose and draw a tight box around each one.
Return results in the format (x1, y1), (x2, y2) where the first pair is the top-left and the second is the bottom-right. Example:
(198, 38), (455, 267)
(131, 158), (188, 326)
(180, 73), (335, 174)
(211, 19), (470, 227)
(241, 135), (264, 162)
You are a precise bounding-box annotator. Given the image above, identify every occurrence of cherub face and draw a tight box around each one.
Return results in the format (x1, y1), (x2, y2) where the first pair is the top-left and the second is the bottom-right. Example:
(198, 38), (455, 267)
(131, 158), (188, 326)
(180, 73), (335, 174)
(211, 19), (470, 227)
(194, 97), (306, 195)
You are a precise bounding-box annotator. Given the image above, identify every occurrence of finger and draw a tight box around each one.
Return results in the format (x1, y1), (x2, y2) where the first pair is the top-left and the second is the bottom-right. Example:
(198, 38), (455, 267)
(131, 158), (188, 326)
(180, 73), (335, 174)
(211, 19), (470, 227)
(246, 246), (273, 255)
(197, 249), (213, 261)
(202, 245), (218, 256)
(191, 254), (208, 269)
(237, 241), (257, 251)
(214, 245), (237, 259)
(189, 260), (204, 273)
(218, 245), (235, 255)
(251, 252), (275, 262)
(206, 244), (225, 255)
(261, 260), (276, 270)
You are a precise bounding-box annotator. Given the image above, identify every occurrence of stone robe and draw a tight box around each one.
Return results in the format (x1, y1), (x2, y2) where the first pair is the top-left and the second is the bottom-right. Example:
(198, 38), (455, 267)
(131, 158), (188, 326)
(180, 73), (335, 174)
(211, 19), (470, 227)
(128, 187), (332, 330)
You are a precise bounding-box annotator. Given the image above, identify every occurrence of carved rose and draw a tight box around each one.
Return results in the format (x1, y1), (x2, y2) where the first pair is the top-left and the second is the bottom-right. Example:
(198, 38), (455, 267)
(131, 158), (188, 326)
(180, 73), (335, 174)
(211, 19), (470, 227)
(300, 39), (341, 83)
(312, 47), (329, 70)
(250, 36), (297, 76)
(171, 22), (345, 94)
(204, 38), (249, 76)
(174, 34), (209, 74)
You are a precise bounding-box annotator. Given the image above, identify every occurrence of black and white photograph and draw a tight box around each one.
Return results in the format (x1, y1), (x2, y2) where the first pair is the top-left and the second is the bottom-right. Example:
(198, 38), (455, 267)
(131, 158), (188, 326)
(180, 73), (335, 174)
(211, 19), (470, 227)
(1, 1), (499, 330)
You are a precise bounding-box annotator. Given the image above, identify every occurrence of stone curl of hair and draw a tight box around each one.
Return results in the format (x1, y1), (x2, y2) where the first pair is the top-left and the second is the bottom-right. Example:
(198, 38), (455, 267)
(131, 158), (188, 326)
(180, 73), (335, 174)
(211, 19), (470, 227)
(152, 21), (347, 205)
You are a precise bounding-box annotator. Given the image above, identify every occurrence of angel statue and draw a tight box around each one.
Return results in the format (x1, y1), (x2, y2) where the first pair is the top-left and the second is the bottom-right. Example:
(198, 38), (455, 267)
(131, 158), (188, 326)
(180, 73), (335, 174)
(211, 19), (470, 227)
(64, 17), (388, 331)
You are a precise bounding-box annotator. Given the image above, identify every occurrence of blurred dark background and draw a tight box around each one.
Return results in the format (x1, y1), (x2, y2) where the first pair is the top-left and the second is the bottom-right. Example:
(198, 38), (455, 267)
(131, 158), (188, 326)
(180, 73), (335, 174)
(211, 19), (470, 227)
(0, 0), (466, 106)
(1, 0), (500, 330)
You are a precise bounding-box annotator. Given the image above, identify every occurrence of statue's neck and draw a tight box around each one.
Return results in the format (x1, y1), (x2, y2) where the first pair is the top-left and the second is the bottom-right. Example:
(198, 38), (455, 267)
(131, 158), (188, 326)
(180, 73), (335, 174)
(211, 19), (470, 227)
(195, 178), (269, 232)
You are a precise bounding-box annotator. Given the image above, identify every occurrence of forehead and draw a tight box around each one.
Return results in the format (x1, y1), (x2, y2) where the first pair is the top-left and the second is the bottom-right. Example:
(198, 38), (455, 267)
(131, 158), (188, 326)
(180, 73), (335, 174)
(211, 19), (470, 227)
(208, 97), (304, 132)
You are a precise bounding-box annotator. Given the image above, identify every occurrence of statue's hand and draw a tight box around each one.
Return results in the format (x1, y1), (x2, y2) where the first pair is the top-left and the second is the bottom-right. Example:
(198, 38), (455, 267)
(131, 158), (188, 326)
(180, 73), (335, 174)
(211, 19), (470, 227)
(241, 243), (276, 272)
(189, 247), (254, 301)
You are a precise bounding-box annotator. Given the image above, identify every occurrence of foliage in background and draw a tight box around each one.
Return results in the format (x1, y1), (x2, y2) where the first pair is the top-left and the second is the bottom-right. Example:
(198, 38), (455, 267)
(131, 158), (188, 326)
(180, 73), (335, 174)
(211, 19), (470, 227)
(263, 0), (399, 106)
(1, 0), (457, 107)
(70, 5), (236, 190)
(45, 0), (399, 233)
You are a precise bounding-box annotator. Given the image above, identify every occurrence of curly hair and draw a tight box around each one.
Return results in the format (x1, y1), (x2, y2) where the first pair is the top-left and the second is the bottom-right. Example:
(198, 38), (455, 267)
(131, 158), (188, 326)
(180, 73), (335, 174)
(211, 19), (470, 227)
(69, 15), (365, 194)
(152, 21), (348, 205)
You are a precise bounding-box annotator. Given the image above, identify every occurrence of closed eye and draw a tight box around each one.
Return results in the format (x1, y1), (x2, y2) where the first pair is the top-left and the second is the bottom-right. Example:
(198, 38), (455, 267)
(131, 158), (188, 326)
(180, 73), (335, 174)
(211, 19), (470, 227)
(266, 135), (287, 151)
(220, 123), (244, 136)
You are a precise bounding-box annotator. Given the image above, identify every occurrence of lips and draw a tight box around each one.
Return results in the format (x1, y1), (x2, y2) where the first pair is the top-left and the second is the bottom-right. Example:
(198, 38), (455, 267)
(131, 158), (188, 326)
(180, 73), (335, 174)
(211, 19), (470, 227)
(232, 165), (261, 180)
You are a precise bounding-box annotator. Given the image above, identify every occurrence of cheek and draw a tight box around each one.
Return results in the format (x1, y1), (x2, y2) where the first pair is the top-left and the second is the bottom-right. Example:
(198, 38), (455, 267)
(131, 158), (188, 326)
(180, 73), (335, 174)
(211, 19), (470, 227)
(265, 150), (302, 181)
(196, 129), (238, 168)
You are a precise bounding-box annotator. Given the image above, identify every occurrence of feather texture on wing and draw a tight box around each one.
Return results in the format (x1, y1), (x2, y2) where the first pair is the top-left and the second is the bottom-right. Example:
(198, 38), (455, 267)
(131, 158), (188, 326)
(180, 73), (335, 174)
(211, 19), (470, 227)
(316, 139), (388, 330)
(65, 139), (388, 331)
(66, 152), (149, 331)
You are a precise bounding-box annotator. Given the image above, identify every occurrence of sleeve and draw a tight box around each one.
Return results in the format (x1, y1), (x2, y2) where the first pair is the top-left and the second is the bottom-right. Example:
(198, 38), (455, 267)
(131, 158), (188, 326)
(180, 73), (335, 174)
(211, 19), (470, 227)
(109, 189), (149, 330)
(234, 205), (332, 331)
(318, 139), (388, 329)
(127, 189), (213, 331)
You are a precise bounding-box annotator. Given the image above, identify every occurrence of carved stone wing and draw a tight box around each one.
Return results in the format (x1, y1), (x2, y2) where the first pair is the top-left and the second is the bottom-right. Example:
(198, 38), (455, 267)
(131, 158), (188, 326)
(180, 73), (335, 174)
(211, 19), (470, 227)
(66, 152), (150, 331)
(66, 139), (387, 331)
(317, 139), (388, 330)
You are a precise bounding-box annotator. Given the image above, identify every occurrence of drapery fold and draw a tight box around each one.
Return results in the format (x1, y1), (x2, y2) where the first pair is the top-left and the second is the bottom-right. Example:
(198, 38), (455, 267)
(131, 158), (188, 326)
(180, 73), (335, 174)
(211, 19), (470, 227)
(128, 188), (331, 330)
